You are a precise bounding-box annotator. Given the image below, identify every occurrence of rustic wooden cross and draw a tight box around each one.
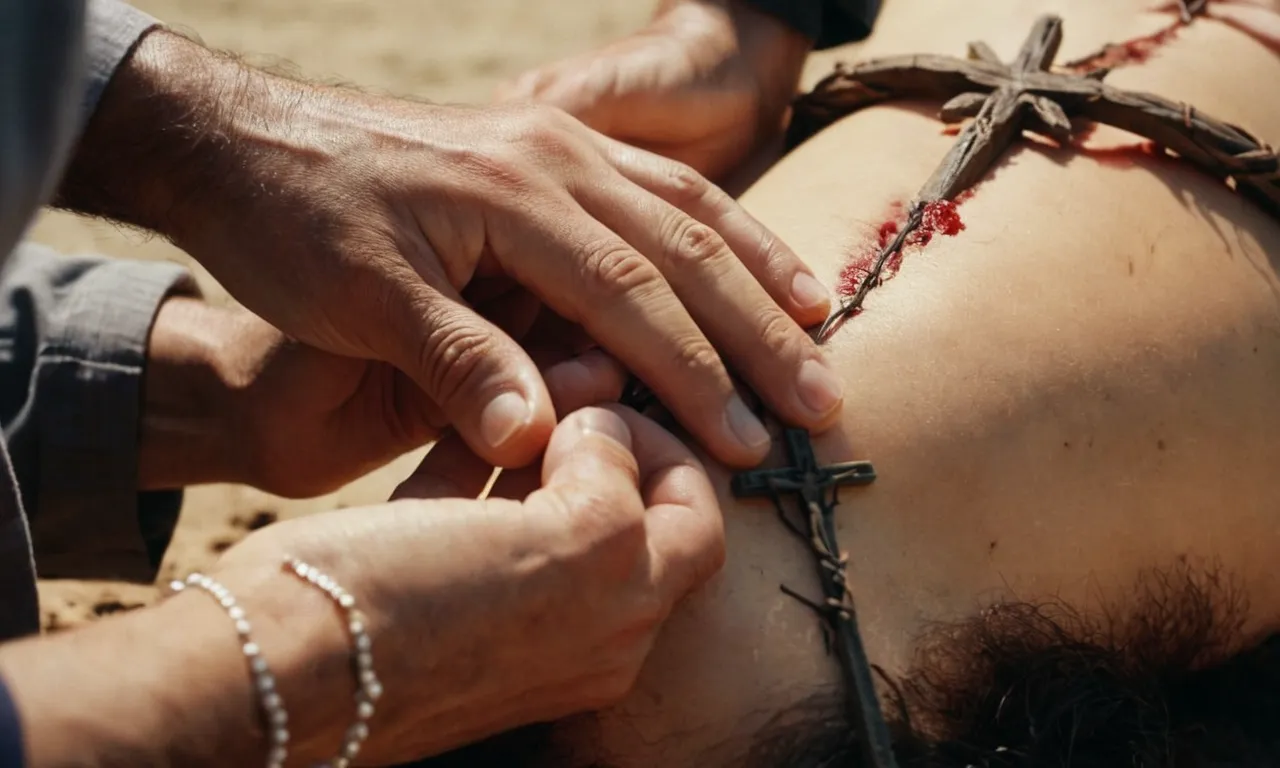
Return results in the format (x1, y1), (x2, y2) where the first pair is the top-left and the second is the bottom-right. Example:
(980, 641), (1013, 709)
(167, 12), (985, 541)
(799, 14), (1280, 339)
(731, 429), (895, 768)
(1179, 0), (1209, 23)
(730, 428), (876, 501)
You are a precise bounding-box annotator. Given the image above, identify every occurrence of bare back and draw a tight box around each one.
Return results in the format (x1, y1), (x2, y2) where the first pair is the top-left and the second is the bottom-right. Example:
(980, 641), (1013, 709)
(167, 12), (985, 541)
(534, 3), (1280, 765)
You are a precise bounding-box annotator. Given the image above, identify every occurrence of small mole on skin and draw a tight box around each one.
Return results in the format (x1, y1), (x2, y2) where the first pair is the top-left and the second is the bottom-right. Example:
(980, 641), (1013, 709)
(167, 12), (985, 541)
(1128, 260), (1135, 276)
(1063, 440), (1071, 448)
(988, 540), (998, 554)
(1157, 439), (1167, 451)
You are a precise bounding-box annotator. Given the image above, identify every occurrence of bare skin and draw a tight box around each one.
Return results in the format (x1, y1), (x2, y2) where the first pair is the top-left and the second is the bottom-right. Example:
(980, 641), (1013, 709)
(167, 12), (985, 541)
(418, 1), (1280, 764)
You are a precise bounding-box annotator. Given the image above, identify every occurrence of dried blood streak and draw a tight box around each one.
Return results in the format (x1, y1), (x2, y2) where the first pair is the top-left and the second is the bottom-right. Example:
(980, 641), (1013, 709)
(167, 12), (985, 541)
(837, 198), (967, 297)
(1064, 20), (1184, 73)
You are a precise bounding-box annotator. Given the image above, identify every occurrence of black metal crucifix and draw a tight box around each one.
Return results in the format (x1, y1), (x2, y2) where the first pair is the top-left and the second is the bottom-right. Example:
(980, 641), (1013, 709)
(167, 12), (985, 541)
(804, 14), (1280, 339)
(731, 429), (895, 768)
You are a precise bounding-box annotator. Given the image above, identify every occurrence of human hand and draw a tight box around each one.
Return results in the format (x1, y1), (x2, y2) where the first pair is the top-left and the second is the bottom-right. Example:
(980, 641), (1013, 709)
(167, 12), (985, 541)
(139, 293), (623, 498)
(62, 29), (841, 475)
(213, 403), (724, 764)
(497, 0), (812, 181)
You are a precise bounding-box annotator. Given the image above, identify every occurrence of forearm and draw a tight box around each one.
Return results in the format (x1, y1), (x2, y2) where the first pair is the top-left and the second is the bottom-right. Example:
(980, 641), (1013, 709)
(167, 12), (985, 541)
(0, 562), (352, 767)
(54, 27), (252, 237)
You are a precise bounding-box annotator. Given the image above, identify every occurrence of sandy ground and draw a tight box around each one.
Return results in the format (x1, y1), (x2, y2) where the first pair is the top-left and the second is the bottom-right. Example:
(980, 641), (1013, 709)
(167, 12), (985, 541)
(29, 0), (651, 631)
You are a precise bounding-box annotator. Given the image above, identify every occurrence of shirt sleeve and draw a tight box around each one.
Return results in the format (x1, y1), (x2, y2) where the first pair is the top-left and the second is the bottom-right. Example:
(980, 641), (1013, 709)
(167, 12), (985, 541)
(0, 673), (21, 768)
(81, 0), (160, 122)
(0, 243), (196, 583)
(740, 0), (882, 49)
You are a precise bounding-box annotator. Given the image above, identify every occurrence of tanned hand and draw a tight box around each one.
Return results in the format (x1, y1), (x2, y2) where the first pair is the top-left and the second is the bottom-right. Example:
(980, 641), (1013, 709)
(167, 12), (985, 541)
(55, 26), (842, 474)
(497, 0), (813, 181)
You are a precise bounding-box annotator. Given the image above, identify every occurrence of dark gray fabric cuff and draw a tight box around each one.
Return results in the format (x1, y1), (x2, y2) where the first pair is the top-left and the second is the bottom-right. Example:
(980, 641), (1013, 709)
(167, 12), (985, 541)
(741, 0), (881, 49)
(30, 257), (193, 581)
(82, 0), (160, 122)
(0, 672), (22, 768)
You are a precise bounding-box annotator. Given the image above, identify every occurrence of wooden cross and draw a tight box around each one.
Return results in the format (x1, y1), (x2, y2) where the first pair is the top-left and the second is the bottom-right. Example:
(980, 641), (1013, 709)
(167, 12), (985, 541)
(730, 428), (876, 502)
(731, 430), (895, 768)
(797, 14), (1280, 338)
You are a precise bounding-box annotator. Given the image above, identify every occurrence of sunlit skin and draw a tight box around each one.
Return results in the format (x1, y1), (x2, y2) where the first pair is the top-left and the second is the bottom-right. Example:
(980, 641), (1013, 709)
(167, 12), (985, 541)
(526, 2), (1280, 765)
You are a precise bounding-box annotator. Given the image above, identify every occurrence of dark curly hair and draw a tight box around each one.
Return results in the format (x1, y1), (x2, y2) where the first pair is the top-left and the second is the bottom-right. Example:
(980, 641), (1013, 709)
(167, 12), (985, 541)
(409, 560), (1280, 768)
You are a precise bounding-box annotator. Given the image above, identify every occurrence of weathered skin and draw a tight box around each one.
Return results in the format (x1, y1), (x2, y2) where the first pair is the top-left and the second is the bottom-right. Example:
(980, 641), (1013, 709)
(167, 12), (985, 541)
(548, 1), (1280, 765)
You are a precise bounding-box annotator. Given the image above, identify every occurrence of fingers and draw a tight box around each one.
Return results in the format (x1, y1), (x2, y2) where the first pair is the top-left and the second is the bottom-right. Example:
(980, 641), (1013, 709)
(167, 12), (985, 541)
(379, 275), (555, 470)
(538, 406), (724, 599)
(605, 406), (725, 597)
(392, 351), (628, 501)
(499, 198), (773, 467)
(574, 158), (844, 437)
(595, 134), (832, 327)
(391, 432), (494, 500)
(541, 349), (628, 416)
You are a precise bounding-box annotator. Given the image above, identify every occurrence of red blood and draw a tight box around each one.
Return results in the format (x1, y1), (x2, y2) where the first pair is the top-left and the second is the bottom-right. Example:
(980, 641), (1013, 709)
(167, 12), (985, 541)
(836, 198), (968, 297)
(909, 199), (965, 246)
(1064, 20), (1183, 74)
(1077, 139), (1162, 168)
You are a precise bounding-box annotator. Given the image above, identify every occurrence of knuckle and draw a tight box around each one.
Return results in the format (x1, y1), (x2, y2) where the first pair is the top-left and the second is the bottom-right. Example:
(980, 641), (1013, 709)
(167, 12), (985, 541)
(664, 161), (710, 205)
(415, 313), (499, 406)
(755, 306), (804, 360)
(664, 216), (729, 271)
(752, 228), (787, 273)
(511, 104), (578, 157)
(581, 241), (661, 300)
(693, 521), (727, 584)
(672, 338), (725, 380)
(543, 474), (642, 543)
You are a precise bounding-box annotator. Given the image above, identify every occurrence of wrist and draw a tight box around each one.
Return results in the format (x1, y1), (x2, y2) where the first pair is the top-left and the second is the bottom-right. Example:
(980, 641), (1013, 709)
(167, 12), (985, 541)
(0, 560), (351, 767)
(54, 29), (328, 251)
(139, 296), (246, 490)
(730, 0), (813, 128)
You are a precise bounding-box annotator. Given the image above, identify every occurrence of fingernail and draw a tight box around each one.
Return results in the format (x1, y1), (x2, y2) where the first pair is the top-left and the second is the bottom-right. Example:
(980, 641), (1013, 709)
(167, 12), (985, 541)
(480, 392), (533, 449)
(796, 358), (843, 418)
(724, 393), (771, 452)
(576, 408), (632, 448)
(790, 272), (831, 312)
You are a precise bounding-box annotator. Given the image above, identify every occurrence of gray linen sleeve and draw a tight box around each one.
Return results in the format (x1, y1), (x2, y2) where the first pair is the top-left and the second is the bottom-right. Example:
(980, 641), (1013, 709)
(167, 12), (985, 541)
(81, 0), (160, 122)
(0, 243), (196, 582)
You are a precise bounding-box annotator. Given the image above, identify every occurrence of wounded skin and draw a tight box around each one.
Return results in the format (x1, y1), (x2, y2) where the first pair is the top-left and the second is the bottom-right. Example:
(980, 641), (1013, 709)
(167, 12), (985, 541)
(806, 12), (1280, 339)
(430, 4), (1280, 768)
(836, 197), (968, 300)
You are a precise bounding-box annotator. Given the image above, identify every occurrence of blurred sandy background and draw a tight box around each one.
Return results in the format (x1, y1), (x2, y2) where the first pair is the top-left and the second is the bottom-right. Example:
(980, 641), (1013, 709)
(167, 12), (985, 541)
(28, 0), (652, 630)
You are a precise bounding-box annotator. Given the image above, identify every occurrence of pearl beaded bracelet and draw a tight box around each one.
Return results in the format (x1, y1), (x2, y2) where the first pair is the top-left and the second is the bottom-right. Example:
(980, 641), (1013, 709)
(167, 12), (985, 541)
(169, 573), (290, 768)
(283, 556), (383, 768)
(171, 558), (381, 768)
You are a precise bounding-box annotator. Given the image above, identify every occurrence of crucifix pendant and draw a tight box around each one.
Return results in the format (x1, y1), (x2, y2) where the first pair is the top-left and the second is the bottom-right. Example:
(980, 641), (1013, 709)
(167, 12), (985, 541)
(732, 430), (896, 768)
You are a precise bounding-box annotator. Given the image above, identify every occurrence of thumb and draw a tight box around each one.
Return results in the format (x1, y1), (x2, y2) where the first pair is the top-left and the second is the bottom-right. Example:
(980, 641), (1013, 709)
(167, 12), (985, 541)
(383, 279), (556, 469)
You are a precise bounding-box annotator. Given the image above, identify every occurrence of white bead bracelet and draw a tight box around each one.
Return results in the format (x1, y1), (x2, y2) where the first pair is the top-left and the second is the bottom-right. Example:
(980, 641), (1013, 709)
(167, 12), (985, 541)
(284, 556), (382, 768)
(170, 573), (290, 768)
